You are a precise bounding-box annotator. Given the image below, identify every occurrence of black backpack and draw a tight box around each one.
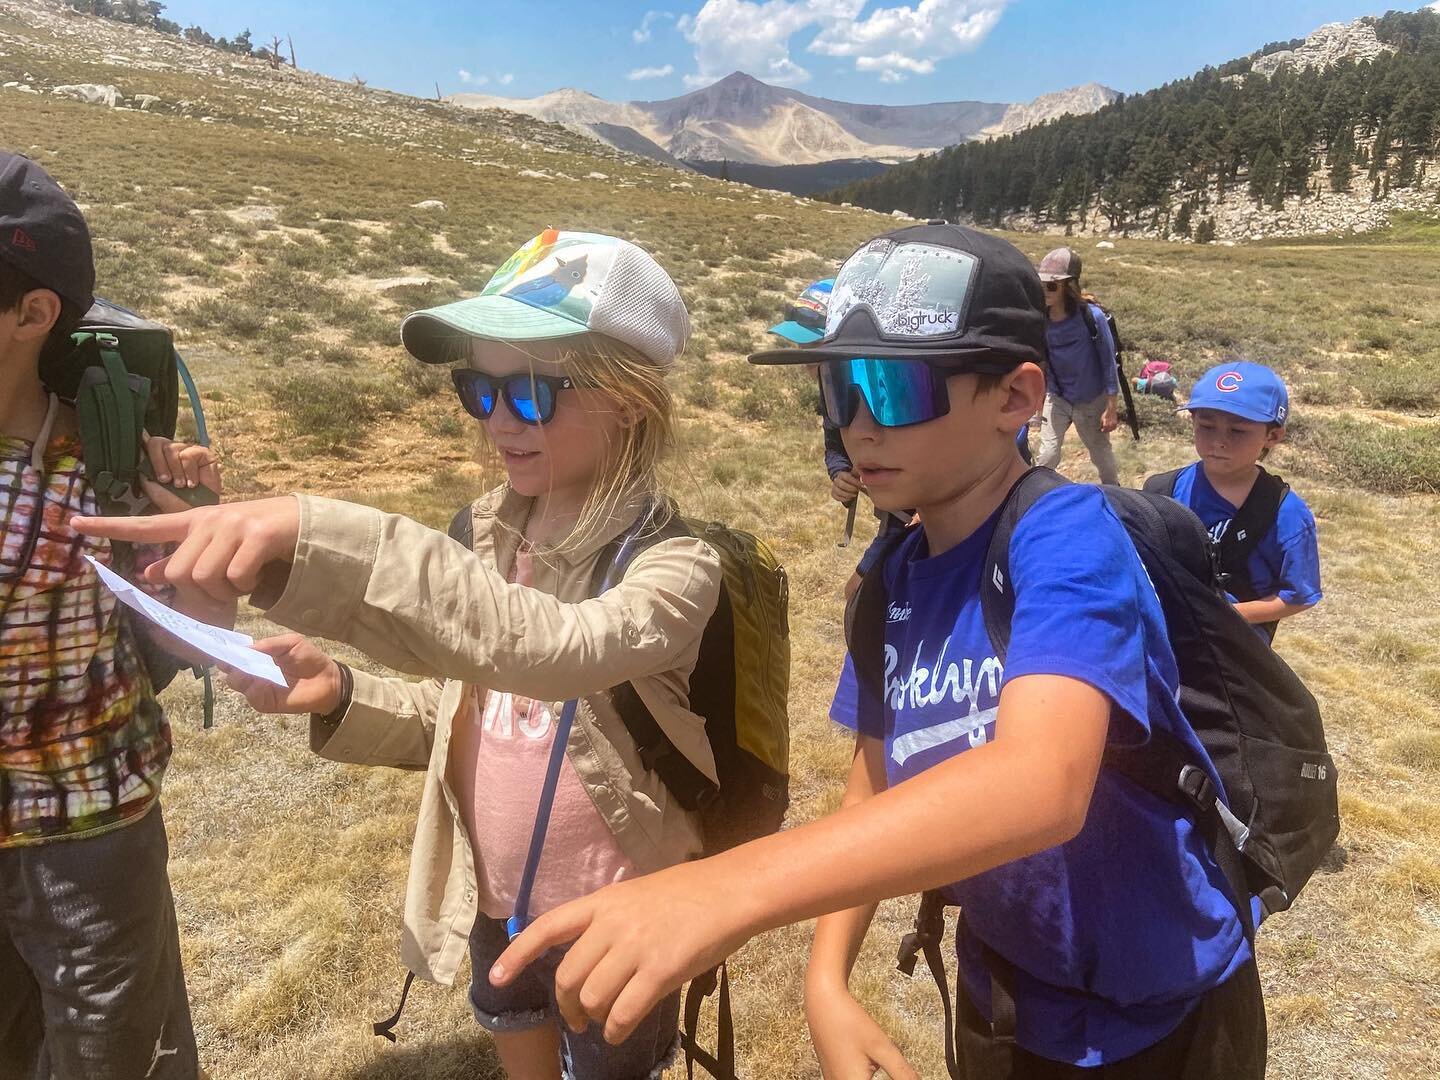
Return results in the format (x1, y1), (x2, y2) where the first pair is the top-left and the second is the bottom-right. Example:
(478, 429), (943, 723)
(1078, 296), (1140, 441)
(847, 468), (1337, 1073)
(1144, 466), (1290, 642)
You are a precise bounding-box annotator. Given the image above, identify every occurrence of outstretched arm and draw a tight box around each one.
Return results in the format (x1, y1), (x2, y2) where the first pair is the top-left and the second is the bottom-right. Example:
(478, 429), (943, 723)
(73, 495), (720, 700)
(490, 674), (1110, 1046)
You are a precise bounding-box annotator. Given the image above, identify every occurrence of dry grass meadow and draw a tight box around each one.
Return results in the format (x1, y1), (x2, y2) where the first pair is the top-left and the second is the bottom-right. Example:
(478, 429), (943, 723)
(4, 2), (1440, 1077)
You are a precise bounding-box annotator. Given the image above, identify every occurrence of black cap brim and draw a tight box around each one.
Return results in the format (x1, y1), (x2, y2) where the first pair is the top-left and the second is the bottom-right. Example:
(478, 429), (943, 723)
(749, 342), (1035, 369)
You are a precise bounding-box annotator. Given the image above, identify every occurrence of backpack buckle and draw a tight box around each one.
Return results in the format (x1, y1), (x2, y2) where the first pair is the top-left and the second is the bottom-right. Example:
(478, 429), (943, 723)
(1177, 764), (1215, 811)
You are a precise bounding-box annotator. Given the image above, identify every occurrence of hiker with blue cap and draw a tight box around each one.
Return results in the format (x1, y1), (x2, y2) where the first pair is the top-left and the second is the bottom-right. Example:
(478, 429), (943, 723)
(1144, 361), (1322, 642)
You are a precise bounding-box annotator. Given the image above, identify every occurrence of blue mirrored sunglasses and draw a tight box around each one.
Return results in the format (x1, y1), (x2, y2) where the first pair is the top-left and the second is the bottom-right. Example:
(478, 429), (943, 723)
(451, 369), (576, 426)
(818, 358), (954, 429)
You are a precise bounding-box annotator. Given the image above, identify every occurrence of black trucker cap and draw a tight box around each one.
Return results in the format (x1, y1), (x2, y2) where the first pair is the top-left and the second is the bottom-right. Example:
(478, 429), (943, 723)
(749, 221), (1046, 368)
(0, 150), (96, 310)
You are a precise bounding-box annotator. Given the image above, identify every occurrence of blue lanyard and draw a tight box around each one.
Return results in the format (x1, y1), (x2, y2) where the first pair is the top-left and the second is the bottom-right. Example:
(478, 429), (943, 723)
(505, 511), (653, 940)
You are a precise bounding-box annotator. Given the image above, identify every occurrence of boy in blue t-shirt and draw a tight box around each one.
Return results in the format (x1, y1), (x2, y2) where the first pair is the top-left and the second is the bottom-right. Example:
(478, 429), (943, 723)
(1152, 361), (1321, 641)
(490, 224), (1265, 1079)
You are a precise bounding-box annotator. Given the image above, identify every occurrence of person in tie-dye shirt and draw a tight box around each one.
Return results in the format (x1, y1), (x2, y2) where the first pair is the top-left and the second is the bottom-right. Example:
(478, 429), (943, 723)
(0, 151), (222, 1080)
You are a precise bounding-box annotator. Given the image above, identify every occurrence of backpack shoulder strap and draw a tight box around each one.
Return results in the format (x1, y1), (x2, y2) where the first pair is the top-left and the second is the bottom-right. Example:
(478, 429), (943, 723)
(1217, 468), (1288, 591)
(843, 524), (915, 713)
(446, 503), (475, 550)
(1078, 302), (1100, 342)
(592, 505), (720, 812)
(980, 468), (1071, 660)
(1142, 468), (1184, 497)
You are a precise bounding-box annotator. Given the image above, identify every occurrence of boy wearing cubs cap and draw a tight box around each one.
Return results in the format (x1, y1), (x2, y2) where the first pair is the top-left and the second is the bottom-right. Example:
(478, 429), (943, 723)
(1147, 361), (1321, 641)
(491, 223), (1264, 1079)
(1, 151), (218, 1078)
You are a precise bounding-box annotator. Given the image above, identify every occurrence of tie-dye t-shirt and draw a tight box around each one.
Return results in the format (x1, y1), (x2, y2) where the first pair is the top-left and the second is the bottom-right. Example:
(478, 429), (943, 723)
(0, 433), (171, 847)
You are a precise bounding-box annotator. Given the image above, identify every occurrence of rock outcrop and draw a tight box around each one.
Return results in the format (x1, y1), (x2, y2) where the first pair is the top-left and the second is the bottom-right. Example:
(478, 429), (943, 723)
(1250, 21), (1393, 77)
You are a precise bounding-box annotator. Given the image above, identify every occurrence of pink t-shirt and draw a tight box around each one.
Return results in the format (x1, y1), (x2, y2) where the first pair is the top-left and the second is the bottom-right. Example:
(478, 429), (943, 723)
(448, 546), (637, 921)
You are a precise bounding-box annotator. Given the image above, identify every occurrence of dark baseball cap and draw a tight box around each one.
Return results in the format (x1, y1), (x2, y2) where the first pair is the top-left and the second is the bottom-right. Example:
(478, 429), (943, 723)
(0, 151), (95, 310)
(749, 222), (1046, 367)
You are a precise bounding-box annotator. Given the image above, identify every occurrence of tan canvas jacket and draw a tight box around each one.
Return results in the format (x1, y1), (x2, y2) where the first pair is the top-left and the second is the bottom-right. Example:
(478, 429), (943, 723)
(262, 486), (721, 985)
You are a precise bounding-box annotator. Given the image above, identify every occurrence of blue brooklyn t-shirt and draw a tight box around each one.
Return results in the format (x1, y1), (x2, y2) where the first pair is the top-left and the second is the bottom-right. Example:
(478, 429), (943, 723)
(1169, 463), (1322, 607)
(831, 485), (1250, 1066)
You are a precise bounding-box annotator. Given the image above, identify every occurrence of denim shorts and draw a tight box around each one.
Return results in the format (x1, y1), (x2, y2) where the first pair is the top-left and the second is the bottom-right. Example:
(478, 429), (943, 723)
(468, 915), (680, 1080)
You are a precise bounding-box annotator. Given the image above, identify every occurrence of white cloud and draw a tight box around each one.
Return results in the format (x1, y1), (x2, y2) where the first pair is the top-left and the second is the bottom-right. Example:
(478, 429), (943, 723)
(679, 0), (1010, 86)
(497, 73), (515, 86)
(633, 10), (677, 43)
(679, 1), (847, 86)
(628, 64), (676, 80)
(457, 69), (489, 86)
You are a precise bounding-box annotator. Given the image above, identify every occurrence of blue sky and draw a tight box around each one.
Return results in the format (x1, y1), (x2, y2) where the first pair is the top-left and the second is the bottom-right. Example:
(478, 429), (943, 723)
(156, 1), (1408, 105)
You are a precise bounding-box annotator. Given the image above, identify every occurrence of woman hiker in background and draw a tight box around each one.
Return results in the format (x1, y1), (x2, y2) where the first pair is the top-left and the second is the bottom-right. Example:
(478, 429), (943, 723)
(1035, 247), (1121, 486)
(80, 230), (722, 1080)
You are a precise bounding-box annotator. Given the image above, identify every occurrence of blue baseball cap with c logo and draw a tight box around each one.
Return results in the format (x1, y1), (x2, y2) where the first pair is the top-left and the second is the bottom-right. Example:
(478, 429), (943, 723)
(1180, 361), (1290, 424)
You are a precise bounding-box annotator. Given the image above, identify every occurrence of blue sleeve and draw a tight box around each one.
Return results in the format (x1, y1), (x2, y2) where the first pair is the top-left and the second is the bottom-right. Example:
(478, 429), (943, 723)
(1272, 496), (1323, 607)
(829, 653), (881, 736)
(1003, 486), (1154, 745)
(1091, 306), (1119, 395)
(824, 423), (852, 480)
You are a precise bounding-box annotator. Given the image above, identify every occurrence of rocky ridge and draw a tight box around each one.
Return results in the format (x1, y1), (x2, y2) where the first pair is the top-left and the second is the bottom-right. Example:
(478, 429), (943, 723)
(452, 71), (1118, 168)
(1250, 20), (1394, 77)
(978, 83), (1122, 140)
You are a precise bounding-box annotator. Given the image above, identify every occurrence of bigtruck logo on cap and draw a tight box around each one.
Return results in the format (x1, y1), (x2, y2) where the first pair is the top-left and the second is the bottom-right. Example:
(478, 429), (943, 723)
(828, 239), (977, 339)
(9, 227), (36, 253)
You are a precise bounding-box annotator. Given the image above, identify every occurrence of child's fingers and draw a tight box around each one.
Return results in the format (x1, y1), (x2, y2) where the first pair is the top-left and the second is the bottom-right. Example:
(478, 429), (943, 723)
(196, 457), (223, 497)
(73, 510), (196, 544)
(491, 903), (590, 988)
(551, 933), (633, 1034)
(249, 633), (308, 658)
(142, 433), (176, 485)
(171, 529), (246, 605)
(602, 971), (670, 1047)
(176, 447), (202, 489)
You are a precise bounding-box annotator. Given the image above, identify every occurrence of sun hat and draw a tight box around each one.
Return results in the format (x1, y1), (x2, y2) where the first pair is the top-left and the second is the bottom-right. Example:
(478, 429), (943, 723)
(401, 228), (690, 367)
(749, 221), (1046, 368)
(1037, 246), (1082, 283)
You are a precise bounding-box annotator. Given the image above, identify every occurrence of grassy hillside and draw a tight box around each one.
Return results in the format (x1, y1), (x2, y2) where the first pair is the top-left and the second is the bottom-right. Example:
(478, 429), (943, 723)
(4, 2), (1440, 1078)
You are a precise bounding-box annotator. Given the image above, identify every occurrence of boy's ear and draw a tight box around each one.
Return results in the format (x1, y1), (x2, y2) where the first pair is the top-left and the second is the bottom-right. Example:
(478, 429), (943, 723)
(1266, 424), (1286, 449)
(12, 288), (63, 343)
(999, 362), (1045, 434)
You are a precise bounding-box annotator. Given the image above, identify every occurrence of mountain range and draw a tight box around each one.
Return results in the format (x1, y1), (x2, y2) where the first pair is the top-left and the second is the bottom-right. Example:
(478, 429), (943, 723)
(448, 72), (1120, 172)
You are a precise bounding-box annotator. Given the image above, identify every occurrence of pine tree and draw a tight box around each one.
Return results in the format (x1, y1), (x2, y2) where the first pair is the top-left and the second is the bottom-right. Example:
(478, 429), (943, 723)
(1329, 125), (1355, 192)
(1173, 201), (1193, 238)
(1195, 217), (1217, 243)
(1248, 146), (1279, 206)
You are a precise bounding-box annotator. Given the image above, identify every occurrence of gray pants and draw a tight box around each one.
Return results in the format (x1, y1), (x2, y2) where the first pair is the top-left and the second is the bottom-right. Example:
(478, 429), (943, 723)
(0, 805), (197, 1080)
(1037, 392), (1120, 486)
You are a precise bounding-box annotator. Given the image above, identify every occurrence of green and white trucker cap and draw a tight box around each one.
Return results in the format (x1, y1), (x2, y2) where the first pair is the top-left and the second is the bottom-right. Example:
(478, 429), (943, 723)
(401, 228), (690, 368)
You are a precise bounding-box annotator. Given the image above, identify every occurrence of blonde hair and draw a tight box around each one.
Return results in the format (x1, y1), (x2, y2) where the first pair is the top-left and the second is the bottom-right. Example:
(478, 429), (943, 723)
(455, 331), (677, 553)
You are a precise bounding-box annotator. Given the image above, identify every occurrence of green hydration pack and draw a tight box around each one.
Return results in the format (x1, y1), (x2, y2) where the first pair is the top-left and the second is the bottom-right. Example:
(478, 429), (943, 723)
(446, 497), (790, 1079)
(39, 298), (217, 516)
(38, 298), (219, 725)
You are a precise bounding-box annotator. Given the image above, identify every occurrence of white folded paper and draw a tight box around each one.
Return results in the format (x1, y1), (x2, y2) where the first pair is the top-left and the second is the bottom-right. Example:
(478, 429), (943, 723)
(84, 555), (288, 688)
